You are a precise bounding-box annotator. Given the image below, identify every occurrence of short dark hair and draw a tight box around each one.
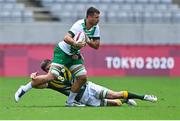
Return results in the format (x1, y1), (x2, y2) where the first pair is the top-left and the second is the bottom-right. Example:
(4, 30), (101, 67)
(86, 6), (100, 18)
(40, 59), (51, 72)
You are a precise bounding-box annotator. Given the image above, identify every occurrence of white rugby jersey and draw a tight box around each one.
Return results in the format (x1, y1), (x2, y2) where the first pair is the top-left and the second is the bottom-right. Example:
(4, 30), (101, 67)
(58, 19), (100, 55)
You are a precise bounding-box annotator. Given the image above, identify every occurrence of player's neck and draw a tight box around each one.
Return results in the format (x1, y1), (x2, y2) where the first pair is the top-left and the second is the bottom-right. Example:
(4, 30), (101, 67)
(85, 19), (93, 30)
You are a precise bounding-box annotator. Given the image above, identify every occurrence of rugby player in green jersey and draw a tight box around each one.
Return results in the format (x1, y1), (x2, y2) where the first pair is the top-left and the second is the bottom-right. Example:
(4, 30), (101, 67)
(24, 7), (101, 106)
(15, 59), (157, 107)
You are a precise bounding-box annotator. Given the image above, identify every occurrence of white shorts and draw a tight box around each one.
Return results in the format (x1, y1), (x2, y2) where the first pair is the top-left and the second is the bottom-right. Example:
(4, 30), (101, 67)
(79, 81), (108, 107)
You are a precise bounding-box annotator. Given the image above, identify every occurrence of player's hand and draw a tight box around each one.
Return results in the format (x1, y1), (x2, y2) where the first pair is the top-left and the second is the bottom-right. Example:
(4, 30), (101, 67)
(85, 34), (91, 44)
(72, 41), (86, 49)
(30, 72), (38, 80)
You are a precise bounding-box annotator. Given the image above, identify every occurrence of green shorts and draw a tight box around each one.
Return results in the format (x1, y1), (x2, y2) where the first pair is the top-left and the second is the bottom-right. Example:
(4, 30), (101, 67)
(52, 45), (84, 68)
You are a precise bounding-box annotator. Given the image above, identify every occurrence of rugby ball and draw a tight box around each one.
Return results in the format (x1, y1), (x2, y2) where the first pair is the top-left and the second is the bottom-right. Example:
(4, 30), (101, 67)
(74, 31), (86, 43)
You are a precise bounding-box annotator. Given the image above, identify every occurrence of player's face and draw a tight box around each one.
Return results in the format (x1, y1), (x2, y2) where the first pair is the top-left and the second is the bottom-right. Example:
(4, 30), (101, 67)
(44, 64), (51, 73)
(89, 13), (100, 25)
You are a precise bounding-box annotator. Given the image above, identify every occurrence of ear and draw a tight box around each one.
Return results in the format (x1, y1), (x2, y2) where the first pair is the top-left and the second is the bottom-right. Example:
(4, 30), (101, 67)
(87, 15), (92, 19)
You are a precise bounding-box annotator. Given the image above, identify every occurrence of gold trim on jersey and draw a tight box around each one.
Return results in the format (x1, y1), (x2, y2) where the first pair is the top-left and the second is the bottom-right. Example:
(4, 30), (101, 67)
(49, 66), (72, 89)
(49, 81), (65, 88)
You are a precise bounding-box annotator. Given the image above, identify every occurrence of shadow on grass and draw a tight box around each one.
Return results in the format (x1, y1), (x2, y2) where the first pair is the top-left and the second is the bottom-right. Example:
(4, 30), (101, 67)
(16, 105), (65, 108)
(15, 105), (158, 109)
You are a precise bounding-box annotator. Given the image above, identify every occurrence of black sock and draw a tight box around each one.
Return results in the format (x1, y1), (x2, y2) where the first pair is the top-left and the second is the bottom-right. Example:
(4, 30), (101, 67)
(121, 99), (128, 104)
(128, 92), (144, 100)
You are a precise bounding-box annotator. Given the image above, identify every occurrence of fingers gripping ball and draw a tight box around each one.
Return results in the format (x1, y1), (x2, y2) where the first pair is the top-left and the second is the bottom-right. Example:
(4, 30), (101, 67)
(74, 31), (86, 43)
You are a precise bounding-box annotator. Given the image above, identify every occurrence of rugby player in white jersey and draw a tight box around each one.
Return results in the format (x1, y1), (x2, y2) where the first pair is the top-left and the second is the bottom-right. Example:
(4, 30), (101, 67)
(19, 7), (101, 106)
(58, 6), (101, 106)
(15, 59), (157, 107)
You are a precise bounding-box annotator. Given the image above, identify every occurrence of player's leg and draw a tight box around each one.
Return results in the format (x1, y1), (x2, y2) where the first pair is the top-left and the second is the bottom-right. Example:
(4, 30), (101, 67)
(66, 59), (87, 106)
(101, 99), (137, 106)
(77, 82), (137, 107)
(15, 66), (57, 102)
(15, 81), (48, 102)
(15, 64), (70, 102)
(47, 46), (85, 106)
(15, 72), (38, 100)
(15, 45), (61, 99)
(105, 90), (143, 99)
(67, 65), (87, 106)
(105, 90), (157, 102)
(103, 99), (122, 106)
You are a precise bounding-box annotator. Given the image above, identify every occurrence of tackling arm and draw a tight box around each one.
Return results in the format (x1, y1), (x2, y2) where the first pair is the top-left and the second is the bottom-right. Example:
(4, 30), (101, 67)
(30, 72), (55, 87)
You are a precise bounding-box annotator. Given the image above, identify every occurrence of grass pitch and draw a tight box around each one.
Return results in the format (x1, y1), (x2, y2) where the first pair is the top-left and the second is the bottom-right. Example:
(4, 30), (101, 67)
(0, 76), (180, 120)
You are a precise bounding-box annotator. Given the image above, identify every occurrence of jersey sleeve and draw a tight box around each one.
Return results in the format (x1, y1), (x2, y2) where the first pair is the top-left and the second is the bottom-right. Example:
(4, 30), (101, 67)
(93, 25), (100, 40)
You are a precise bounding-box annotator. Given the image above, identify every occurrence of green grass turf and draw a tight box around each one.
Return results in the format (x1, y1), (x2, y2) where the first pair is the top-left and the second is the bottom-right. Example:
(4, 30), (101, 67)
(0, 76), (180, 120)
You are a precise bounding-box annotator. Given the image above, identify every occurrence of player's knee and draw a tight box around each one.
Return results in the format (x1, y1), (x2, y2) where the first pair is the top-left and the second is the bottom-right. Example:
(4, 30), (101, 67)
(76, 75), (87, 83)
(49, 63), (63, 78)
(99, 89), (108, 99)
(72, 65), (87, 83)
(31, 80), (37, 88)
(71, 75), (87, 92)
(70, 64), (87, 77)
(31, 80), (42, 88)
(72, 75), (87, 92)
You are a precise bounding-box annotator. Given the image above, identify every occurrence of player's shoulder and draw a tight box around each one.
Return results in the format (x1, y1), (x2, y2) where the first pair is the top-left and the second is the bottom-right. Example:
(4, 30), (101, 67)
(74, 19), (84, 25)
(96, 24), (100, 29)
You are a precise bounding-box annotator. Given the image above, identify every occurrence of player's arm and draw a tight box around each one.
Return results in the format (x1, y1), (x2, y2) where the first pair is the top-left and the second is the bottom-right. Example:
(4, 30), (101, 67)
(30, 72), (55, 86)
(86, 37), (100, 49)
(64, 33), (75, 46)
(86, 24), (100, 49)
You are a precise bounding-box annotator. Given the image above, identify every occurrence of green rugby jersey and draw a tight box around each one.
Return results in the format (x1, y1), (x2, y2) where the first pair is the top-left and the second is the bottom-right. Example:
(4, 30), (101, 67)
(58, 19), (100, 55)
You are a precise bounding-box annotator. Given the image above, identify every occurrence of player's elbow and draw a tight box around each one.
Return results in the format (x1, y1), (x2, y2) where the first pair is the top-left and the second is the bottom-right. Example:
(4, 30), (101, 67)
(95, 41), (100, 49)
(91, 42), (100, 49)
(93, 44), (100, 49)
(64, 35), (69, 42)
(94, 45), (99, 49)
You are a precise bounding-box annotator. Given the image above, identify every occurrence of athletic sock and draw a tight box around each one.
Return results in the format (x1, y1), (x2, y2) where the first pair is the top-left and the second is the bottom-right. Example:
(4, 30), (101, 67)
(128, 92), (144, 100)
(121, 99), (128, 104)
(22, 82), (32, 92)
(67, 91), (78, 104)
